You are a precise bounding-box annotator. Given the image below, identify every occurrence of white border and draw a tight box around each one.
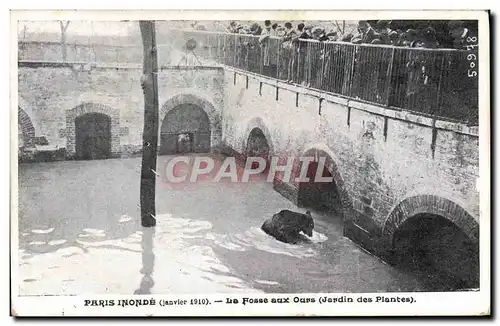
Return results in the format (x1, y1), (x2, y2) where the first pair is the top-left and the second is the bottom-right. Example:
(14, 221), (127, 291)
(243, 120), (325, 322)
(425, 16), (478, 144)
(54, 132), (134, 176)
(8, 8), (491, 318)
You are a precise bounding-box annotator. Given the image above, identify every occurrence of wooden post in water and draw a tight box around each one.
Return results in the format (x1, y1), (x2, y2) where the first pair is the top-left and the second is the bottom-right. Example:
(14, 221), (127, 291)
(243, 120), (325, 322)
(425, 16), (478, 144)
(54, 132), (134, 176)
(139, 21), (159, 227)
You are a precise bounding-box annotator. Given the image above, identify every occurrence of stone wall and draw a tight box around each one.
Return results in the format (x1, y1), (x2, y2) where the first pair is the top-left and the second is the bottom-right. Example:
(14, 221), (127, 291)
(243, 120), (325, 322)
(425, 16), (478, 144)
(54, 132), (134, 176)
(18, 63), (224, 158)
(221, 68), (480, 256)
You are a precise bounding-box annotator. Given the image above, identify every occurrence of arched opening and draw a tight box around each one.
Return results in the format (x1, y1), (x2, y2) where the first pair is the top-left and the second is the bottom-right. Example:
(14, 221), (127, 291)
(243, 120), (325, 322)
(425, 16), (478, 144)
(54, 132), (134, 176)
(297, 151), (343, 218)
(392, 213), (479, 290)
(75, 113), (112, 160)
(18, 107), (36, 148)
(245, 127), (270, 173)
(160, 103), (211, 155)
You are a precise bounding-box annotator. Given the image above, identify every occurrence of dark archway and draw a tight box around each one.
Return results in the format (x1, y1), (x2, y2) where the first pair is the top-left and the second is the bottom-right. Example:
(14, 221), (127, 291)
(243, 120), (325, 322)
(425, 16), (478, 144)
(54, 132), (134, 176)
(296, 148), (347, 220)
(75, 113), (112, 160)
(160, 103), (211, 155)
(297, 159), (342, 217)
(392, 213), (479, 290)
(245, 127), (271, 173)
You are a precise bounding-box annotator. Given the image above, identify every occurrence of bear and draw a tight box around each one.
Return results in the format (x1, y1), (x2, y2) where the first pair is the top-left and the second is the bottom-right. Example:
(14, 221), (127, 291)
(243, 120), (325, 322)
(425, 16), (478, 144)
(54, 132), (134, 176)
(261, 209), (315, 244)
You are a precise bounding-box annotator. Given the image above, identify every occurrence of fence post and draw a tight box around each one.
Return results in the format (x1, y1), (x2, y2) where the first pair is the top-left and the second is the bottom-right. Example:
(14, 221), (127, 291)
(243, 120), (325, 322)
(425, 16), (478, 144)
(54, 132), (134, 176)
(259, 41), (263, 75)
(434, 54), (447, 118)
(306, 41), (312, 86)
(296, 40), (301, 84)
(223, 34), (227, 65)
(385, 47), (396, 107)
(276, 39), (280, 80)
(319, 42), (326, 88)
(233, 34), (237, 68)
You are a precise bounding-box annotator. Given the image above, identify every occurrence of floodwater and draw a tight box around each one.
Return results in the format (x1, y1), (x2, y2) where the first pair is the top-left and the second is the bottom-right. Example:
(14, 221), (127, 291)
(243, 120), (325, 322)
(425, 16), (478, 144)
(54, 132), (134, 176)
(17, 153), (453, 295)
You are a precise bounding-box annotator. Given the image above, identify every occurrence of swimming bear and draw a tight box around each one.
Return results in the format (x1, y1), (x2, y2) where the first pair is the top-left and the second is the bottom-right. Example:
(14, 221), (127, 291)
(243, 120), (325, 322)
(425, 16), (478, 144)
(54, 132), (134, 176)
(261, 209), (314, 244)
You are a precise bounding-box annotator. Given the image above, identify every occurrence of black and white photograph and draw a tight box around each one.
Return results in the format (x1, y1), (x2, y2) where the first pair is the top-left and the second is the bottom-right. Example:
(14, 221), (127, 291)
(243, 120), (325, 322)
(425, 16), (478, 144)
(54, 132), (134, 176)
(10, 10), (490, 317)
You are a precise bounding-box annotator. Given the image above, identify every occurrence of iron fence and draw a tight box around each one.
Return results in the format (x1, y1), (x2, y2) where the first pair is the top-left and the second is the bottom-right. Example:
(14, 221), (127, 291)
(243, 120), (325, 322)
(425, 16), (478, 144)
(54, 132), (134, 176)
(177, 30), (478, 125)
(18, 30), (479, 125)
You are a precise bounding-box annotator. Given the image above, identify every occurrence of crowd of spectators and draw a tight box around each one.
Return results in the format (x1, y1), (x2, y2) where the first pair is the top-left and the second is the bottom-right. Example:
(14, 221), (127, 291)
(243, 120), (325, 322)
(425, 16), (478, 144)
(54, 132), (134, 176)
(188, 19), (478, 123)
(223, 19), (478, 50)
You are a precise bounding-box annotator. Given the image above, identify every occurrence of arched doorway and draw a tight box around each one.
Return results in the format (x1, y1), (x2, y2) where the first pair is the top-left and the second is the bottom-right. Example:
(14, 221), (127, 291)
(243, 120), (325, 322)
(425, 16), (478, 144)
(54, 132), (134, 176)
(245, 127), (270, 173)
(392, 213), (479, 290)
(160, 103), (211, 155)
(75, 113), (112, 160)
(297, 149), (343, 218)
(297, 162), (341, 215)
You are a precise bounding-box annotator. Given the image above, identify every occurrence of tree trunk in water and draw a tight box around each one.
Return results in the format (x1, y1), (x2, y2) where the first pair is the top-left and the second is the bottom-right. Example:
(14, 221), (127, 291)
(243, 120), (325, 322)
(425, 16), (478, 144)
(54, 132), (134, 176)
(139, 21), (159, 227)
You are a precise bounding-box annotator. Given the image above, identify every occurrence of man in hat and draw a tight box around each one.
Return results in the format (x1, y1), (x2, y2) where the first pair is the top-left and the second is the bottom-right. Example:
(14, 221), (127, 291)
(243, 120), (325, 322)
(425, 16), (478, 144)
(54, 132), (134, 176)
(291, 22), (310, 85)
(228, 21), (238, 33)
(417, 27), (440, 48)
(281, 22), (297, 82)
(402, 28), (418, 47)
(305, 26), (329, 88)
(341, 33), (354, 42)
(448, 20), (477, 49)
(259, 20), (278, 77)
(326, 30), (339, 41)
(388, 30), (401, 46)
(351, 20), (379, 44)
(272, 23), (278, 35)
(311, 26), (328, 41)
(250, 22), (263, 36)
(375, 20), (393, 44)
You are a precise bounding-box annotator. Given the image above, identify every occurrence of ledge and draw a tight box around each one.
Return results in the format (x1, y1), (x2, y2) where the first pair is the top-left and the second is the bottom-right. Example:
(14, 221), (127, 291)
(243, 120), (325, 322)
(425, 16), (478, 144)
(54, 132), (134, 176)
(226, 66), (479, 137)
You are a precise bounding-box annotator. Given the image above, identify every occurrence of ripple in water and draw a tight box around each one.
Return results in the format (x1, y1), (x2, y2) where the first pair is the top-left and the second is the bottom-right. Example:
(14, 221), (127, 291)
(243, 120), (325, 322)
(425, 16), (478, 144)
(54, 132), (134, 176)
(31, 228), (55, 234)
(207, 227), (328, 259)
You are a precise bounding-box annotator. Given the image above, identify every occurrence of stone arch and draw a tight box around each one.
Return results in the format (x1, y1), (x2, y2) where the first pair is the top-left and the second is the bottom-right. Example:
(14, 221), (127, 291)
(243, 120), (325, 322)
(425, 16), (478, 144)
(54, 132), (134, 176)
(241, 117), (275, 155)
(64, 102), (120, 157)
(382, 195), (479, 246)
(18, 107), (36, 145)
(383, 195), (479, 289)
(160, 93), (221, 149)
(298, 144), (352, 218)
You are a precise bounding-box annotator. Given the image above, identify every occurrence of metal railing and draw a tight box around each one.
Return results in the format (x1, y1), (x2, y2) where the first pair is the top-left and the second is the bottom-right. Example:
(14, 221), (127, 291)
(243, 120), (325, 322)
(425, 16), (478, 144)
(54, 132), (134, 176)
(177, 30), (479, 125)
(18, 30), (479, 125)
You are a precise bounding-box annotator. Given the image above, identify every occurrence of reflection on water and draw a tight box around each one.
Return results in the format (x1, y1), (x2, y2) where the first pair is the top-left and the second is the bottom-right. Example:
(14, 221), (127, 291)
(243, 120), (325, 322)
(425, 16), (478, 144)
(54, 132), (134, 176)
(134, 228), (155, 295)
(19, 210), (449, 296)
(18, 157), (473, 295)
(19, 214), (263, 295)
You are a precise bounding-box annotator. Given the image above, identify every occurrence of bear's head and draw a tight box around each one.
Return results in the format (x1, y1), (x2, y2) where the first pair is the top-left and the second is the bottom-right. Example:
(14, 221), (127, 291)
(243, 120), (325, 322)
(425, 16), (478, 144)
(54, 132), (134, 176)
(301, 211), (314, 237)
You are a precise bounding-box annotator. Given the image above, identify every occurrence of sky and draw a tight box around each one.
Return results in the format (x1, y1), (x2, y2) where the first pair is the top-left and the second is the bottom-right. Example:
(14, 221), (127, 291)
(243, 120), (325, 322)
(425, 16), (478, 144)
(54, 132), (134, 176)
(17, 20), (356, 38)
(18, 21), (139, 37)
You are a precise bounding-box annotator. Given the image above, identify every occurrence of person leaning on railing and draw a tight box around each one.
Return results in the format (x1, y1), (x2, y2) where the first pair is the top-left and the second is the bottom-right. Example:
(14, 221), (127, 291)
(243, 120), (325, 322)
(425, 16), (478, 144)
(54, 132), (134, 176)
(351, 20), (380, 44)
(259, 20), (278, 78)
(305, 27), (329, 88)
(293, 23), (310, 85)
(280, 22), (297, 82)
